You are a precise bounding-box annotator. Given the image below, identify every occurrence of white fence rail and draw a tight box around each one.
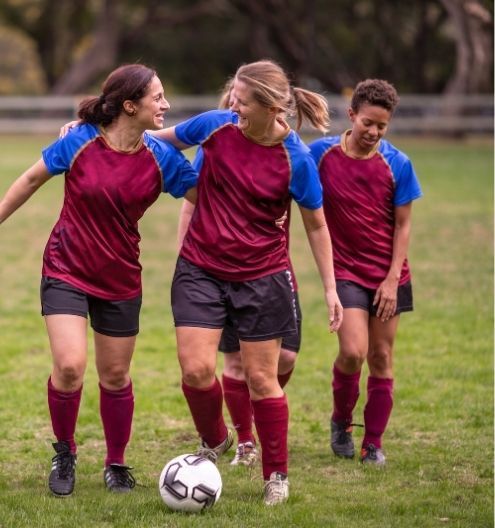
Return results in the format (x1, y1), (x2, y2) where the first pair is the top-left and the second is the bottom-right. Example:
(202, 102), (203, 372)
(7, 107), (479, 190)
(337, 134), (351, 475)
(0, 94), (491, 135)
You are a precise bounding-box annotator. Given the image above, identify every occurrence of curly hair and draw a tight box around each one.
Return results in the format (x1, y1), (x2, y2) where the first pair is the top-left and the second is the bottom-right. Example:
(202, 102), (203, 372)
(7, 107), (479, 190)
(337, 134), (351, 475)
(350, 79), (399, 114)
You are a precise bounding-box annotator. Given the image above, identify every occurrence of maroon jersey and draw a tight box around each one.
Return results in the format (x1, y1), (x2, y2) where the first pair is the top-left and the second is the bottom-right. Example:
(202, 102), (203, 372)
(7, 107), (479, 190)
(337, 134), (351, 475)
(41, 124), (197, 300)
(175, 110), (323, 282)
(310, 134), (422, 289)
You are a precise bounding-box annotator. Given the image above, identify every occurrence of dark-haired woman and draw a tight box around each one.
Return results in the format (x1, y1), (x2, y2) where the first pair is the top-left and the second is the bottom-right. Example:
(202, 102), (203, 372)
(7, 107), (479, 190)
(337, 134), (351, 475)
(0, 64), (197, 496)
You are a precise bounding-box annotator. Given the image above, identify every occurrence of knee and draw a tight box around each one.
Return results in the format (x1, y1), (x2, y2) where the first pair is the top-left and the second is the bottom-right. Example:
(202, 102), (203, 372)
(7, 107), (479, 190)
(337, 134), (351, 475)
(278, 349), (297, 374)
(223, 353), (244, 380)
(368, 344), (393, 374)
(99, 365), (130, 390)
(337, 346), (366, 373)
(181, 360), (215, 389)
(245, 369), (274, 399)
(53, 361), (85, 390)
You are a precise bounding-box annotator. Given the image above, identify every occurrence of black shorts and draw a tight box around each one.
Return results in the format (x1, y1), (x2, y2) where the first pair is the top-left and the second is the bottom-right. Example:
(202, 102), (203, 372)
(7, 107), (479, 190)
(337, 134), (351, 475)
(336, 279), (413, 316)
(40, 277), (142, 337)
(219, 291), (302, 353)
(171, 257), (297, 341)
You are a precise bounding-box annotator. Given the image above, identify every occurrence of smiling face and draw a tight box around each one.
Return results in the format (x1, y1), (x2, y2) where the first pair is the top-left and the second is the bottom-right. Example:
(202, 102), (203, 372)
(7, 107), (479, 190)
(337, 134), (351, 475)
(131, 75), (170, 130)
(229, 78), (273, 138)
(347, 103), (392, 157)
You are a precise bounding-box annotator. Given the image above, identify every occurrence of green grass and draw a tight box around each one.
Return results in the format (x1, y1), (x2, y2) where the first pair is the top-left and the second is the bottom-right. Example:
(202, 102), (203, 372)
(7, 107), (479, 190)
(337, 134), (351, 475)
(0, 135), (492, 527)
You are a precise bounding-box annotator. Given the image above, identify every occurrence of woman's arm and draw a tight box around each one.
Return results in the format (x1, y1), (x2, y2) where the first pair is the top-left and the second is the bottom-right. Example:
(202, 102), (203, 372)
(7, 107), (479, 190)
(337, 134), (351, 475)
(373, 202), (412, 321)
(177, 197), (196, 250)
(299, 205), (343, 332)
(149, 126), (191, 151)
(0, 159), (51, 224)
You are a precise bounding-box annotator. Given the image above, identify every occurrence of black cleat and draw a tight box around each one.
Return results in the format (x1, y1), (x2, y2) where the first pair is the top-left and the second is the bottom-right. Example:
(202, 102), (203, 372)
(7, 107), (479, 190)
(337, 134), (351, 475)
(49, 441), (77, 497)
(331, 420), (362, 459)
(103, 463), (136, 493)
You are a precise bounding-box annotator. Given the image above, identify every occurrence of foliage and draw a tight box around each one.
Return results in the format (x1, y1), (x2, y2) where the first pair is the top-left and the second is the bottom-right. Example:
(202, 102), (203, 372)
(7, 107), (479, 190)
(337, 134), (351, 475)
(0, 135), (492, 527)
(0, 0), (492, 95)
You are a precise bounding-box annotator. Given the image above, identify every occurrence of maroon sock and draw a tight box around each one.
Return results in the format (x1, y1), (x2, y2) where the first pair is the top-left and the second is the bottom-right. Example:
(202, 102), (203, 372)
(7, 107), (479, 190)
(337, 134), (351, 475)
(222, 375), (255, 444)
(182, 378), (227, 448)
(47, 377), (82, 454)
(252, 395), (289, 480)
(277, 368), (294, 389)
(99, 381), (134, 466)
(332, 364), (361, 423)
(363, 376), (394, 449)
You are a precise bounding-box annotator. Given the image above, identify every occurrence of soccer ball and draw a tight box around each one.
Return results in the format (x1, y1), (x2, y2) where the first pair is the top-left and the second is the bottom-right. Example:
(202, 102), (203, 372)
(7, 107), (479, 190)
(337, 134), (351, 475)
(158, 453), (222, 513)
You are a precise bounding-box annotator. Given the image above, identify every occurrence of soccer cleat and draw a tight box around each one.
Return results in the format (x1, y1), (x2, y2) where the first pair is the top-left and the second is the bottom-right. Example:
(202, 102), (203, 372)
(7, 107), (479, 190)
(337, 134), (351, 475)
(230, 441), (258, 467)
(263, 471), (289, 506)
(49, 440), (77, 497)
(103, 464), (136, 493)
(330, 420), (361, 458)
(360, 443), (386, 466)
(196, 429), (234, 464)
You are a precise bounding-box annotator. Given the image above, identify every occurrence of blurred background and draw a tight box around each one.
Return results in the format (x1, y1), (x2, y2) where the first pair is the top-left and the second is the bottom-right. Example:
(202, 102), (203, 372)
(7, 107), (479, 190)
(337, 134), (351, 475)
(0, 0), (492, 135)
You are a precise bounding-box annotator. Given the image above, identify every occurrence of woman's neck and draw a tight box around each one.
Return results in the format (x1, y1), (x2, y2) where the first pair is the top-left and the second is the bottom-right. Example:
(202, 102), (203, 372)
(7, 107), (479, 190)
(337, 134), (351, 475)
(242, 117), (289, 146)
(100, 121), (144, 153)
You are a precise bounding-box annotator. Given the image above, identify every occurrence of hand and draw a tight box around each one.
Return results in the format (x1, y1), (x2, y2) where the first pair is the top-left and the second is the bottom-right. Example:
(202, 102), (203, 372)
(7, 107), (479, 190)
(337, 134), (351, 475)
(373, 277), (399, 322)
(326, 288), (343, 332)
(275, 210), (288, 229)
(59, 120), (81, 138)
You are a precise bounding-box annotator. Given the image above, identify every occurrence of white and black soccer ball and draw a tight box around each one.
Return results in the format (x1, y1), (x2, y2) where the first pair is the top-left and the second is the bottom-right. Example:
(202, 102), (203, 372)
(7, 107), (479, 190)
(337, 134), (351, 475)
(158, 453), (222, 513)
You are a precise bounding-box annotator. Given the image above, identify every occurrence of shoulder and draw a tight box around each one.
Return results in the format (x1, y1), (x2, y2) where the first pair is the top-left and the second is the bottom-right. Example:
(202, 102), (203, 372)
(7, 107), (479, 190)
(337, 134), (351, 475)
(308, 135), (340, 165)
(175, 110), (238, 145)
(378, 139), (412, 167)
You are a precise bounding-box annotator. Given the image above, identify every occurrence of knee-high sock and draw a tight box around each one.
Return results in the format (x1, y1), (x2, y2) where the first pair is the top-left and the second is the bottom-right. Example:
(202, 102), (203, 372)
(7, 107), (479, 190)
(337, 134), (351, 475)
(100, 381), (134, 466)
(48, 377), (82, 454)
(277, 367), (294, 389)
(332, 364), (361, 423)
(222, 375), (255, 444)
(182, 378), (227, 448)
(252, 395), (289, 480)
(363, 376), (394, 449)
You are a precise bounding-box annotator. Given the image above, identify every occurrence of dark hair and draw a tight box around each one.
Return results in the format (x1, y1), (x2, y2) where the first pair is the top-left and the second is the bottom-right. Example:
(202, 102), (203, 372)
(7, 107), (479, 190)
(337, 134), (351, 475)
(350, 79), (399, 114)
(78, 64), (156, 126)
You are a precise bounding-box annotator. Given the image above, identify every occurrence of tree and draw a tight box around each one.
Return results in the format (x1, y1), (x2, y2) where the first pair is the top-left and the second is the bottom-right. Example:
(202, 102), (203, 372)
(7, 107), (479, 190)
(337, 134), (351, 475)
(440, 0), (493, 94)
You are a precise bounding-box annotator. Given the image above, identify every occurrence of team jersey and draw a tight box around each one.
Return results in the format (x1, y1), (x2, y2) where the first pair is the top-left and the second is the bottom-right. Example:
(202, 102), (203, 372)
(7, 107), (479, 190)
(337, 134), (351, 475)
(41, 123), (197, 300)
(176, 109), (322, 281)
(310, 132), (423, 289)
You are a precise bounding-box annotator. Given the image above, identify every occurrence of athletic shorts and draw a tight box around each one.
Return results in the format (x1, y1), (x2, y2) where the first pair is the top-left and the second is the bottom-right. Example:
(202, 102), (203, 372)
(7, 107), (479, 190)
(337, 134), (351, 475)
(171, 257), (297, 342)
(336, 279), (413, 316)
(219, 291), (302, 353)
(40, 276), (142, 337)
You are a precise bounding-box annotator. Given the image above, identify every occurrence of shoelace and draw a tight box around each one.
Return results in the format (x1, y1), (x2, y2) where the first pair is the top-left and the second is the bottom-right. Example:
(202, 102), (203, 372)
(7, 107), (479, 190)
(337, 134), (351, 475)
(107, 465), (136, 489)
(52, 451), (75, 479)
(264, 478), (288, 502)
(364, 444), (378, 460)
(336, 422), (363, 443)
(197, 446), (218, 464)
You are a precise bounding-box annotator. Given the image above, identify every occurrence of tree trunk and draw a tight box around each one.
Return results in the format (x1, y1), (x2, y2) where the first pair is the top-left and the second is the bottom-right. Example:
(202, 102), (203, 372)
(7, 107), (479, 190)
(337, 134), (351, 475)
(440, 0), (493, 94)
(52, 0), (120, 94)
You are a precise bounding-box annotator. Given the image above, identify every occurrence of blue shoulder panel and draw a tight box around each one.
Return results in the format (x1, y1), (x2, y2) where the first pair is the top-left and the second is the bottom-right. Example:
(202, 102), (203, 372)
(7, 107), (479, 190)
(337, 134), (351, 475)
(284, 132), (323, 209)
(144, 133), (198, 198)
(175, 110), (238, 146)
(42, 123), (99, 175)
(378, 140), (423, 206)
(308, 136), (340, 168)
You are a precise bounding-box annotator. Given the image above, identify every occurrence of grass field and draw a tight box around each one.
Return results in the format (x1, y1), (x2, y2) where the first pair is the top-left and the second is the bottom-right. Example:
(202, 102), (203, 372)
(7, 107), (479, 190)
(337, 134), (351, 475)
(0, 134), (492, 527)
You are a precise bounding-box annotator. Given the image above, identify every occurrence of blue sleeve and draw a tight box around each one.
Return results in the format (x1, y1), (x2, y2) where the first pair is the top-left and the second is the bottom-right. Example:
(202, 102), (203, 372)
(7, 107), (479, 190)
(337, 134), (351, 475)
(41, 123), (98, 175)
(175, 110), (236, 146)
(146, 135), (198, 198)
(192, 146), (204, 172)
(390, 153), (423, 206)
(308, 138), (331, 168)
(287, 136), (323, 209)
